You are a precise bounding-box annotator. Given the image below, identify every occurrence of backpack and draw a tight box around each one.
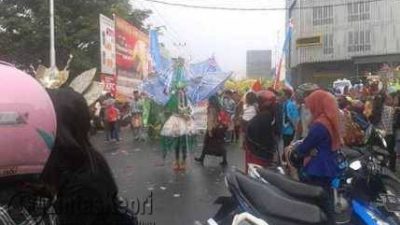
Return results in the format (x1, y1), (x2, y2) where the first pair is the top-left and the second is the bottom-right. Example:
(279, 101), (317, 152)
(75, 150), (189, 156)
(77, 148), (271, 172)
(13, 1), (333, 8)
(217, 110), (231, 128)
(107, 106), (118, 122)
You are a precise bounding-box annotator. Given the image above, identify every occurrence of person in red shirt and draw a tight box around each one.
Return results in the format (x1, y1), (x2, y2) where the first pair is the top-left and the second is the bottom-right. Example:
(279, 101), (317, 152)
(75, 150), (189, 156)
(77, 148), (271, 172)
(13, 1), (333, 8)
(106, 103), (120, 142)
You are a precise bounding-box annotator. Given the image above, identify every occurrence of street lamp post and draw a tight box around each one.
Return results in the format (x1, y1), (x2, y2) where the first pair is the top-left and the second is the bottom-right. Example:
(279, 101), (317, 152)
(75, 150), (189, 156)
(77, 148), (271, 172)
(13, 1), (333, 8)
(49, 0), (56, 69)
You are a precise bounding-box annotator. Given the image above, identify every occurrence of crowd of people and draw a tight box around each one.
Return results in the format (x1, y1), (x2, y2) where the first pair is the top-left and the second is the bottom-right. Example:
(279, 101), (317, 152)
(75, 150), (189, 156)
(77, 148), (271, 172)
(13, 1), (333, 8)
(3, 60), (400, 225)
(194, 81), (400, 185)
(90, 90), (152, 143)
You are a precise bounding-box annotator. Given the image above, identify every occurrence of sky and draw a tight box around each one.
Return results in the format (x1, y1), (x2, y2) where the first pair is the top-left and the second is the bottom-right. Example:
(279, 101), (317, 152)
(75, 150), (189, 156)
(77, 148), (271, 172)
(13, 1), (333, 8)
(132, 0), (286, 78)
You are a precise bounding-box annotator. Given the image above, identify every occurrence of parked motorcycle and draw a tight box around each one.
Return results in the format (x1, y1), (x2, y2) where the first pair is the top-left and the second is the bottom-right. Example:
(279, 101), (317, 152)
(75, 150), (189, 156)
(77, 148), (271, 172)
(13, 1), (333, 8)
(207, 168), (329, 225)
(248, 125), (400, 225)
(206, 123), (400, 225)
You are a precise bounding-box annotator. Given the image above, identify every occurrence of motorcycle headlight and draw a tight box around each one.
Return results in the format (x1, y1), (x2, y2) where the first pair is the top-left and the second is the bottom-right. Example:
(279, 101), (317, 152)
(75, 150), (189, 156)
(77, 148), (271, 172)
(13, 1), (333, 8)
(349, 160), (362, 171)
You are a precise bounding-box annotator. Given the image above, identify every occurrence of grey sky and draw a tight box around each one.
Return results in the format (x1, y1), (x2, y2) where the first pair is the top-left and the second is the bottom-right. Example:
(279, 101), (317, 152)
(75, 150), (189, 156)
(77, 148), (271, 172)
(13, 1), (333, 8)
(132, 0), (286, 78)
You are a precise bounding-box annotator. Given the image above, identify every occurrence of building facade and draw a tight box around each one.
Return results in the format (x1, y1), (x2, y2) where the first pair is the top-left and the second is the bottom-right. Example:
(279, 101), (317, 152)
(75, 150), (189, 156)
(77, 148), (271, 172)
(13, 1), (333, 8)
(246, 50), (272, 79)
(287, 0), (400, 87)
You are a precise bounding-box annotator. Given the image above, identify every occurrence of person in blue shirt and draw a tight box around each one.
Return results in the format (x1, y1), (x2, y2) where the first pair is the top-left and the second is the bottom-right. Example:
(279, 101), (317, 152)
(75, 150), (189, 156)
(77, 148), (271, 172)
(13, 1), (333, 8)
(294, 90), (342, 186)
(282, 88), (300, 147)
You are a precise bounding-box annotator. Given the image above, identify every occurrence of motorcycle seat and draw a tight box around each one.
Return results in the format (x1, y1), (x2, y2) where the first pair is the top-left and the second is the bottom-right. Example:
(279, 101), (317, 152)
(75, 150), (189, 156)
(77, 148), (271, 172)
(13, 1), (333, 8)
(256, 169), (327, 204)
(229, 172), (328, 224)
(341, 147), (363, 161)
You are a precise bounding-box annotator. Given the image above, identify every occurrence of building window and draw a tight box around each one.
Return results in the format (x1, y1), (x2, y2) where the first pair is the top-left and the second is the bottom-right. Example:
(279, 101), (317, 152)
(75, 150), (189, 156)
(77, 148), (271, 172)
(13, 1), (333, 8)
(348, 2), (370, 21)
(313, 5), (333, 25)
(323, 34), (334, 54)
(348, 30), (371, 52)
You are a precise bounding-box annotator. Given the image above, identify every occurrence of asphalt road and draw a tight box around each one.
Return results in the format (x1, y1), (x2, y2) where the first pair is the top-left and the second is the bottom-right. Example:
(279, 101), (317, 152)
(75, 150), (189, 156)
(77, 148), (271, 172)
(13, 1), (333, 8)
(91, 130), (244, 225)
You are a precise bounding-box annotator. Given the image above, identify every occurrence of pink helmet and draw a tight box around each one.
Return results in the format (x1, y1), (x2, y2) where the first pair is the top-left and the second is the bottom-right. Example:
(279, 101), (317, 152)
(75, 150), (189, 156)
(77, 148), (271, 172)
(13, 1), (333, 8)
(0, 63), (56, 178)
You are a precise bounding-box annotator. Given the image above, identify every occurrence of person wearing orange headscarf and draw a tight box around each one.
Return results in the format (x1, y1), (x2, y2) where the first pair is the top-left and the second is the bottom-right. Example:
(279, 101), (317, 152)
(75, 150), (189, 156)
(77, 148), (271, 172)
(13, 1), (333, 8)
(294, 90), (342, 184)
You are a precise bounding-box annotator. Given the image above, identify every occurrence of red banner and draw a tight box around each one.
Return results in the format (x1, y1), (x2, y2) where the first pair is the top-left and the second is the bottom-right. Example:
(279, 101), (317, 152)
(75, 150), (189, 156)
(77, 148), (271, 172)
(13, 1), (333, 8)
(101, 74), (117, 97)
(115, 16), (150, 98)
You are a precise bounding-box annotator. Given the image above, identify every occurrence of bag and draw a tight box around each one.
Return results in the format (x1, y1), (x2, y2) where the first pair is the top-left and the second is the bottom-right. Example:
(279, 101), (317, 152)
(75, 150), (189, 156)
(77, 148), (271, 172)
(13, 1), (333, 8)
(107, 106), (118, 122)
(217, 110), (231, 128)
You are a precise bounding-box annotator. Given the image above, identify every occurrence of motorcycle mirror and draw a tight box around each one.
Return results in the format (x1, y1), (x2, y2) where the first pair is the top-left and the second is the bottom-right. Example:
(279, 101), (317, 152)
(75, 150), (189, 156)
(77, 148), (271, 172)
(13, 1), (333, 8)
(349, 160), (362, 171)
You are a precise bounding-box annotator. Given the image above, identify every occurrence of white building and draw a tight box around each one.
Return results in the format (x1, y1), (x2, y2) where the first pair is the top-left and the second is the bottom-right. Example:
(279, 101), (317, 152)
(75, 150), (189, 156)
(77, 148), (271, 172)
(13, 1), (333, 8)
(246, 50), (272, 79)
(287, 0), (400, 87)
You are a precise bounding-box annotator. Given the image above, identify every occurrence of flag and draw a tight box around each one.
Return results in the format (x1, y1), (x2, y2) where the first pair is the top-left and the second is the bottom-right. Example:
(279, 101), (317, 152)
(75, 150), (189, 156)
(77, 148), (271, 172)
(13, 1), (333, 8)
(274, 19), (293, 90)
(190, 56), (222, 76)
(251, 80), (262, 92)
(150, 30), (171, 75)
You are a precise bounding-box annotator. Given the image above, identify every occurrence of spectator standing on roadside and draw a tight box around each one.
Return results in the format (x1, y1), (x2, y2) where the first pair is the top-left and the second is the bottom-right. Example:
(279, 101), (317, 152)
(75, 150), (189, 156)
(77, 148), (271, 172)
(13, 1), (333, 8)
(130, 90), (143, 140)
(281, 88), (300, 147)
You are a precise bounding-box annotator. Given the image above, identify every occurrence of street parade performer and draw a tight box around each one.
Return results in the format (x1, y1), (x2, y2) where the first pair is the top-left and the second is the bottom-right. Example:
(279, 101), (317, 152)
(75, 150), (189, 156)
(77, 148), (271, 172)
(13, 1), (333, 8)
(160, 58), (197, 171)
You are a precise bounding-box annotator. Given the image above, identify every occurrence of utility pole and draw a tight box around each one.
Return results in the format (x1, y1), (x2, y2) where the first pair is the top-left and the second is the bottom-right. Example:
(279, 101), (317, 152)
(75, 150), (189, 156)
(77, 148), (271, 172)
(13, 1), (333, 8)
(49, 0), (56, 69)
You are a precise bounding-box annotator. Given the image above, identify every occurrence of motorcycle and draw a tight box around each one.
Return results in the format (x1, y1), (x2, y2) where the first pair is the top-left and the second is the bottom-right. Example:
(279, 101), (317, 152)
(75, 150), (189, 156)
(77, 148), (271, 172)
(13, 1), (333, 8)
(207, 167), (329, 225)
(248, 124), (400, 225)
(206, 123), (400, 225)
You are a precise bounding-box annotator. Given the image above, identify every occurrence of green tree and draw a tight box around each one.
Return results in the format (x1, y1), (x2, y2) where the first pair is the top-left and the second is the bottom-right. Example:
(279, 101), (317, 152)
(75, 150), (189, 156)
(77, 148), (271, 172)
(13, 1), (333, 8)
(0, 0), (151, 77)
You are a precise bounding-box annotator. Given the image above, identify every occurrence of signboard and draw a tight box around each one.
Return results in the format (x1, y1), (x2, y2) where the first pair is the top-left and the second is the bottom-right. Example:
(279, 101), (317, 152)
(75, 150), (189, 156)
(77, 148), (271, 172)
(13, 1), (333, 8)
(296, 36), (322, 48)
(115, 16), (150, 98)
(101, 74), (117, 97)
(99, 14), (116, 75)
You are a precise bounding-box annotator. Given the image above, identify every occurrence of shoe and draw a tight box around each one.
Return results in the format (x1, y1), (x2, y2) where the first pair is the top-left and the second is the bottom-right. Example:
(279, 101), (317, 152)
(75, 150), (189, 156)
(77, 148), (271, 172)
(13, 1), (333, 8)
(220, 161), (228, 166)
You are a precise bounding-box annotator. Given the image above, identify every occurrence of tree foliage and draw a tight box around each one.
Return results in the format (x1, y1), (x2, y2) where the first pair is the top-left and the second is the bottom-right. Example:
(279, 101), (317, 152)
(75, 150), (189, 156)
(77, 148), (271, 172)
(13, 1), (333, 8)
(0, 0), (151, 77)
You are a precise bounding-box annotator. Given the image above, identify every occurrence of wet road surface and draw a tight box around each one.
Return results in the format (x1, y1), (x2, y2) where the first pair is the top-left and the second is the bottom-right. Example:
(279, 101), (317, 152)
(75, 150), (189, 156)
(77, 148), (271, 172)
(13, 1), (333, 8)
(92, 130), (244, 225)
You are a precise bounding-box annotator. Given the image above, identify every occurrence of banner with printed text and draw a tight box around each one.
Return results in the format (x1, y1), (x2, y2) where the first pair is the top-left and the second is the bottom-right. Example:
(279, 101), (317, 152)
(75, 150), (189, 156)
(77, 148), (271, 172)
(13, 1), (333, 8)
(99, 14), (116, 75)
(101, 74), (117, 97)
(115, 16), (150, 99)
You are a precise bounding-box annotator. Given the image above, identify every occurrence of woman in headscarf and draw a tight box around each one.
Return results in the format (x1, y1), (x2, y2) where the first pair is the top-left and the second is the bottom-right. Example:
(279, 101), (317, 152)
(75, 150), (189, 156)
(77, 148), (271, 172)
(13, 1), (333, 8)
(42, 88), (137, 225)
(244, 90), (277, 172)
(195, 95), (228, 166)
(292, 90), (342, 186)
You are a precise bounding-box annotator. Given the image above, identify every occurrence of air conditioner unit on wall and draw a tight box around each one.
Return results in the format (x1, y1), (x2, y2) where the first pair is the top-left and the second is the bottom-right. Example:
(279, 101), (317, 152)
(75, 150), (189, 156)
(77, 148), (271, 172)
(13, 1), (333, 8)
(296, 36), (322, 48)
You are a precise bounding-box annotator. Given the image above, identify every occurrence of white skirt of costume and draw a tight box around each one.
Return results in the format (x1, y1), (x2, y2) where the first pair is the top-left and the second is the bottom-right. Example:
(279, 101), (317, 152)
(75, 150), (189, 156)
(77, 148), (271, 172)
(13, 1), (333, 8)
(161, 114), (197, 137)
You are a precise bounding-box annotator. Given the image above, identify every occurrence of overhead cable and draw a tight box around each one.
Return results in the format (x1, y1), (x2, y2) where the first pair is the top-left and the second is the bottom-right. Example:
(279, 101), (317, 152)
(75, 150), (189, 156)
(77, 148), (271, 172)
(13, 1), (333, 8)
(139, 0), (391, 11)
